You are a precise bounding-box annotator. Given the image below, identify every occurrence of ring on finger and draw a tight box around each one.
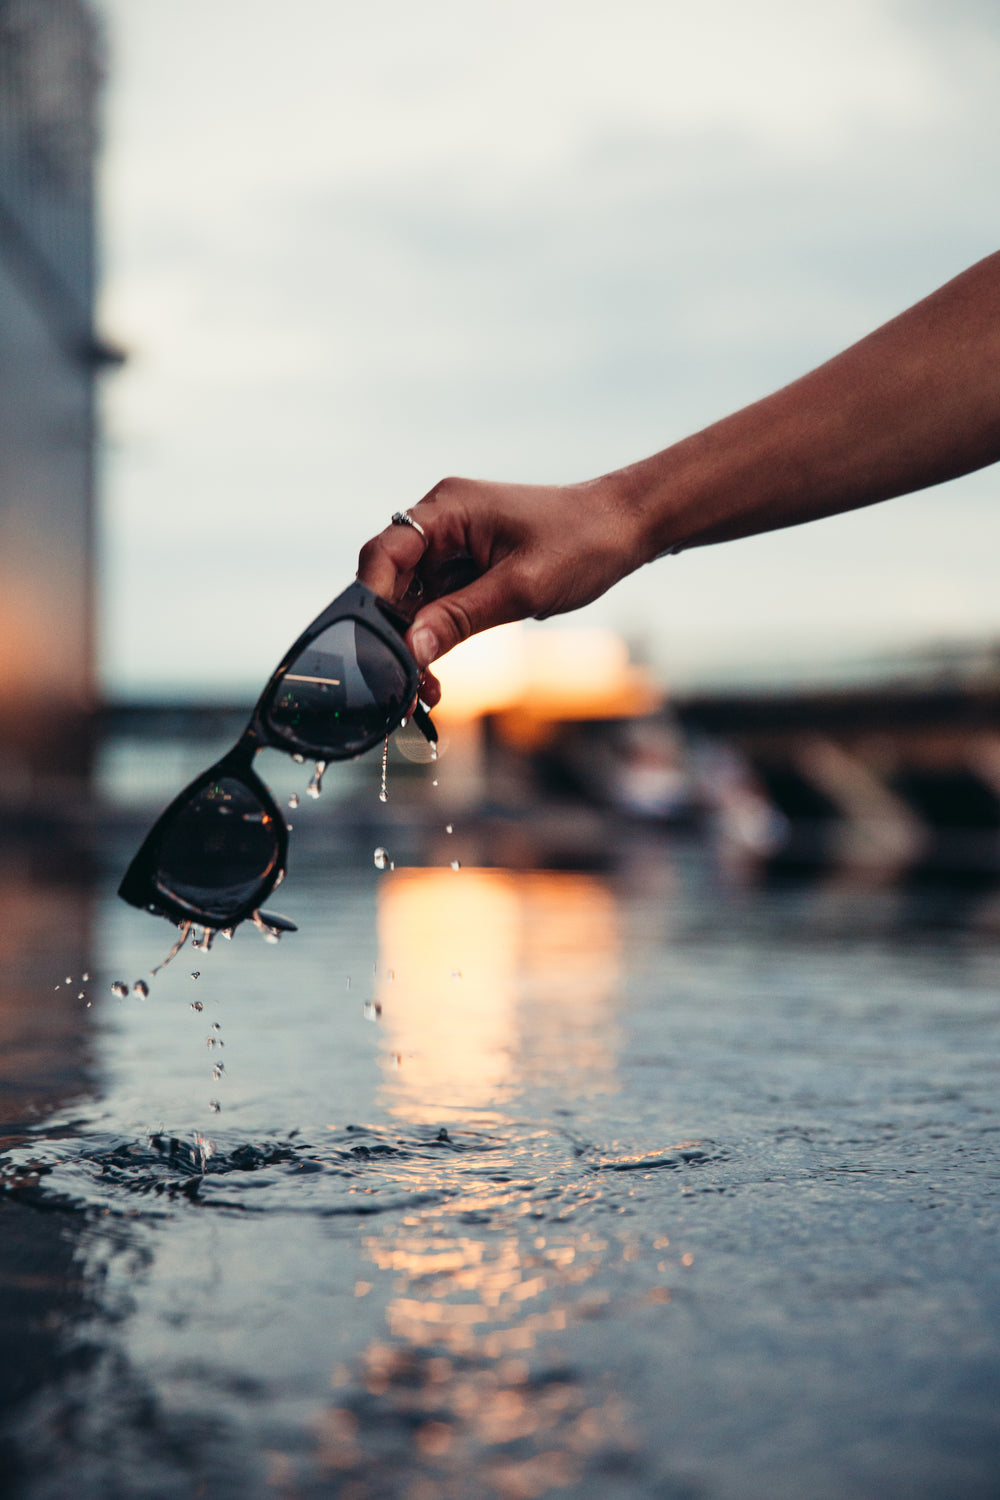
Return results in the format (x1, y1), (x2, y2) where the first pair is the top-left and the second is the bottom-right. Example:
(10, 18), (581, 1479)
(391, 509), (426, 539)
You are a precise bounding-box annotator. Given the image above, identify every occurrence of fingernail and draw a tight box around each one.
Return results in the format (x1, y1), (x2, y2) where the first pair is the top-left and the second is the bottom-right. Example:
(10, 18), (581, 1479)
(410, 627), (439, 669)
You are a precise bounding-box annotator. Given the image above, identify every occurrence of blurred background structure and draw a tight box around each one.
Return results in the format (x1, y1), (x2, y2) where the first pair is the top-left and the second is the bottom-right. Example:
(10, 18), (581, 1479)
(0, 0), (112, 799)
(3, 0), (1000, 880)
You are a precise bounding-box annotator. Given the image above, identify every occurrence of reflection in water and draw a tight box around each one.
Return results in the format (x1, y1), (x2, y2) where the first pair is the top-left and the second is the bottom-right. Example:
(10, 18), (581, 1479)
(375, 869), (621, 1123)
(297, 870), (640, 1494)
(0, 855), (95, 1492)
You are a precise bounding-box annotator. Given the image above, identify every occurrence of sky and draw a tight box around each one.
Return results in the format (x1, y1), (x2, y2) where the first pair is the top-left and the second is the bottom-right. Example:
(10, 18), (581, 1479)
(93, 0), (1000, 697)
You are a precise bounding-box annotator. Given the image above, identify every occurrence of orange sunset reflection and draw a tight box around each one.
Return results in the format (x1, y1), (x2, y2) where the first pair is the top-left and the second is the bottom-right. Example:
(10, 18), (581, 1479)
(374, 868), (622, 1123)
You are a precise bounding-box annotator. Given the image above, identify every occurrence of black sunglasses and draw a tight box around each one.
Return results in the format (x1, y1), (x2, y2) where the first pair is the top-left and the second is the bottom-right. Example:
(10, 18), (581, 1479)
(118, 580), (435, 933)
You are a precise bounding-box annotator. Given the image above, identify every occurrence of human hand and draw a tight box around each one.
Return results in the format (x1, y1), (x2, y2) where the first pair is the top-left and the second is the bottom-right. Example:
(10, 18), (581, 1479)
(357, 474), (649, 698)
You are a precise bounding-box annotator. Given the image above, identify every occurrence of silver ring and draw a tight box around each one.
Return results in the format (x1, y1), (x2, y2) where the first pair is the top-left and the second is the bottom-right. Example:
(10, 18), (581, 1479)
(391, 509), (426, 539)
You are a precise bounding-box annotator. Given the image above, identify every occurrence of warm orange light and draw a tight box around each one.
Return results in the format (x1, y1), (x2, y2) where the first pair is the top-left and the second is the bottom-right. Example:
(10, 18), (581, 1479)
(433, 622), (663, 731)
(374, 867), (621, 1124)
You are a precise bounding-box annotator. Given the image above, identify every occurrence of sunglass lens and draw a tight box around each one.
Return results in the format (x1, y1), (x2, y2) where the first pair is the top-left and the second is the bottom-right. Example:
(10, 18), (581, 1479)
(264, 619), (409, 756)
(154, 776), (280, 922)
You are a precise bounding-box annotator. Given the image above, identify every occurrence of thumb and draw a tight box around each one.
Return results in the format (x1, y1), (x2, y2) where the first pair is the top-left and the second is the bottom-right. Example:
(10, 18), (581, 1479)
(407, 563), (526, 667)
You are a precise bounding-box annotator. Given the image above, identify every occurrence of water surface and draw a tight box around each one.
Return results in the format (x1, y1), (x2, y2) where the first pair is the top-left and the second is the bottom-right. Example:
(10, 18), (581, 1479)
(1, 833), (999, 1499)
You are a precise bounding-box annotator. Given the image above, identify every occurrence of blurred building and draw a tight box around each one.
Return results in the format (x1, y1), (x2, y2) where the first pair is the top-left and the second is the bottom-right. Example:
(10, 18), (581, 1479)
(0, 0), (110, 798)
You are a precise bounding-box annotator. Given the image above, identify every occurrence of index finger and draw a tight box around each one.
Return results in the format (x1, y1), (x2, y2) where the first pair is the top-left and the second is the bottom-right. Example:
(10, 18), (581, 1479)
(357, 521), (427, 602)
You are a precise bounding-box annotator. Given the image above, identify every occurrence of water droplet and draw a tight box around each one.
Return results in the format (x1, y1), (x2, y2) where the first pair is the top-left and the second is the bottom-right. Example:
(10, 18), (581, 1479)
(286, 823), (293, 831)
(307, 760), (327, 799)
(209, 1100), (221, 1114)
(77, 991), (85, 1000)
(151, 921), (192, 977)
(450, 859), (461, 871)
(363, 1001), (382, 1021)
(212, 1063), (225, 1081)
(387, 968), (395, 982)
(54, 985), (60, 991)
(134, 980), (149, 1000)
(445, 823), (453, 834)
(111, 981), (129, 998)
(288, 792), (299, 809)
(85, 1001), (92, 1009)
(430, 743), (439, 761)
(190, 1000), (204, 1012)
(373, 847), (389, 870)
(379, 734), (389, 802)
(346, 976), (351, 989)
(450, 970), (462, 981)
(191, 971), (201, 980)
(293, 753), (305, 764)
(221, 928), (235, 941)
(212, 1022), (221, 1031)
(431, 779), (439, 787)
(82, 972), (90, 981)
(206, 1036), (217, 1049)
(65, 976), (72, 985)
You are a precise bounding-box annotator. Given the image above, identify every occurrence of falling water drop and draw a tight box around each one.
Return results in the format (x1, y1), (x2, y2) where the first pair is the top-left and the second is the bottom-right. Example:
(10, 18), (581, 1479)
(190, 1000), (204, 1012)
(151, 921), (192, 977)
(77, 991), (85, 1000)
(430, 743), (438, 761)
(209, 1100), (221, 1114)
(450, 859), (461, 872)
(451, 970), (462, 980)
(373, 847), (389, 871)
(307, 760), (327, 799)
(212, 1063), (225, 1081)
(445, 823), (453, 834)
(379, 735), (389, 802)
(82, 972), (89, 981)
(191, 971), (201, 981)
(431, 779), (438, 787)
(65, 976), (72, 985)
(111, 981), (129, 998)
(293, 753), (305, 764)
(134, 980), (149, 1000)
(363, 1001), (382, 1021)
(288, 792), (299, 809)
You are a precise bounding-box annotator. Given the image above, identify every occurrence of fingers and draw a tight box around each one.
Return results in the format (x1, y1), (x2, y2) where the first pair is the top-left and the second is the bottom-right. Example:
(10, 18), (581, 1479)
(406, 561), (527, 667)
(357, 520), (428, 603)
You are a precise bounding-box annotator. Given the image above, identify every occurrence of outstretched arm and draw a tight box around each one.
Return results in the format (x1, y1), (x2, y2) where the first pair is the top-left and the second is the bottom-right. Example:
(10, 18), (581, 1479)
(358, 251), (1000, 678)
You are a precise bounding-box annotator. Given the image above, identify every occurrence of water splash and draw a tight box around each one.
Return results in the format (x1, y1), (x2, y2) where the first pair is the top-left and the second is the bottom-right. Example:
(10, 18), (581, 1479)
(150, 921), (192, 978)
(379, 735), (389, 802)
(373, 847), (390, 871)
(307, 761), (327, 799)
